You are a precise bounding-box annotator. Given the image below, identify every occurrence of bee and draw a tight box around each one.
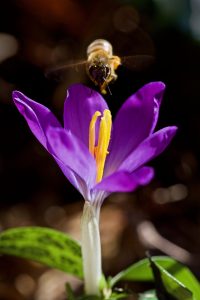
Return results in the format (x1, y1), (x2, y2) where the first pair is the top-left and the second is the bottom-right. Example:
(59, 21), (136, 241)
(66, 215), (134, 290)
(86, 39), (121, 94)
(47, 39), (153, 94)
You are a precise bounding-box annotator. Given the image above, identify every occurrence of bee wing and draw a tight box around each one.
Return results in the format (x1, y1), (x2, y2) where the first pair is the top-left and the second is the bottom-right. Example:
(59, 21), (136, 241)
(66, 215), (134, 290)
(120, 54), (155, 71)
(45, 59), (87, 79)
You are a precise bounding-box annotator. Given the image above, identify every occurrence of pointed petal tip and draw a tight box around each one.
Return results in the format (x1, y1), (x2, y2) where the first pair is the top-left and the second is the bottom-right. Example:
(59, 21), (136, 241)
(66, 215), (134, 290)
(171, 125), (178, 131)
(135, 166), (155, 185)
(142, 81), (166, 103)
(66, 83), (104, 103)
(12, 91), (30, 108)
(166, 126), (178, 144)
(67, 82), (85, 89)
(12, 90), (17, 97)
(145, 81), (166, 91)
(12, 90), (23, 100)
(151, 81), (166, 101)
(66, 83), (96, 96)
(167, 125), (178, 137)
(12, 90), (29, 114)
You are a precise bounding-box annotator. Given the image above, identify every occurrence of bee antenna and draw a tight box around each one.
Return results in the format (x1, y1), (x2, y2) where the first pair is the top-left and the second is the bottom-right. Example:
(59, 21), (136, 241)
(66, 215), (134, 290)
(107, 84), (112, 96)
(102, 77), (112, 96)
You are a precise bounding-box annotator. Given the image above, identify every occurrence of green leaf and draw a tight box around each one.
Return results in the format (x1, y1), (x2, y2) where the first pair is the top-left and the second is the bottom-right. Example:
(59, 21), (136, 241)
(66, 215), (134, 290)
(99, 274), (108, 291)
(108, 291), (129, 300)
(138, 290), (158, 300)
(149, 257), (192, 299)
(110, 256), (200, 299)
(0, 226), (83, 278)
(111, 256), (174, 285)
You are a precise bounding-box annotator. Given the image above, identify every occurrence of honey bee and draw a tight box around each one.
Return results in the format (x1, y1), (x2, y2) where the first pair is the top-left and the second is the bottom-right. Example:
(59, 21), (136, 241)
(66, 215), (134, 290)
(86, 39), (121, 94)
(47, 38), (153, 94)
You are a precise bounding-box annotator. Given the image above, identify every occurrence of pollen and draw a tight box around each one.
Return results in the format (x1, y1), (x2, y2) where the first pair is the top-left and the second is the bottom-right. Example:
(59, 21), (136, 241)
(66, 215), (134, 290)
(89, 109), (112, 182)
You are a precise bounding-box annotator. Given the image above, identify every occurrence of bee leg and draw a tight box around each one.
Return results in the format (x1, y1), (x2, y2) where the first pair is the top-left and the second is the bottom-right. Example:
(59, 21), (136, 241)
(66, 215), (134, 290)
(111, 73), (118, 81)
(100, 80), (109, 94)
(110, 55), (121, 70)
(100, 84), (107, 94)
(100, 75), (114, 94)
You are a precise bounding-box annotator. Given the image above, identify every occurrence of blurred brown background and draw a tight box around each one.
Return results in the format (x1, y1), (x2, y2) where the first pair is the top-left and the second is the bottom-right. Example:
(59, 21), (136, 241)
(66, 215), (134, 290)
(0, 0), (200, 299)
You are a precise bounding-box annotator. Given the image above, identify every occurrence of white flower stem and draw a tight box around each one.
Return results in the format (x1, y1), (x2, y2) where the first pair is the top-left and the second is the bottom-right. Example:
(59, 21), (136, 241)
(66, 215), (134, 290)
(81, 201), (102, 295)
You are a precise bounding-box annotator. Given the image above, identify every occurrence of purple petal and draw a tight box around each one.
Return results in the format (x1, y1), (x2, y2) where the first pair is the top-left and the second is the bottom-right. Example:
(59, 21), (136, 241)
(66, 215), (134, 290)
(105, 82), (165, 172)
(95, 166), (154, 193)
(151, 84), (164, 133)
(64, 84), (108, 147)
(119, 126), (178, 172)
(12, 91), (82, 190)
(12, 91), (61, 148)
(46, 127), (96, 187)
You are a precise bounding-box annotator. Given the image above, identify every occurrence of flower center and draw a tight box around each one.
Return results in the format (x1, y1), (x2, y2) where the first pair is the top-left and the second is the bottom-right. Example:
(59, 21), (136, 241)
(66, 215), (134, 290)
(89, 109), (112, 182)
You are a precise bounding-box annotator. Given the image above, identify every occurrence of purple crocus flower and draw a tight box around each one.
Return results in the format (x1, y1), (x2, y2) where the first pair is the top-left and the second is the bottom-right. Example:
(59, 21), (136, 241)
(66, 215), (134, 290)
(12, 82), (177, 204)
(12, 82), (177, 295)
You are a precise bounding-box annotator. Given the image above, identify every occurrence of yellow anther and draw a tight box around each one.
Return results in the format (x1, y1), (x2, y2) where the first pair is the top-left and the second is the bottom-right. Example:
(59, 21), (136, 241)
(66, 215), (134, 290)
(89, 111), (101, 156)
(89, 109), (112, 183)
(103, 109), (112, 152)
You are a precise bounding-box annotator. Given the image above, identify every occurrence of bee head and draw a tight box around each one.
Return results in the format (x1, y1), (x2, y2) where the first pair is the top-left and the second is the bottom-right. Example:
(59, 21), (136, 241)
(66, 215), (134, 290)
(88, 64), (111, 86)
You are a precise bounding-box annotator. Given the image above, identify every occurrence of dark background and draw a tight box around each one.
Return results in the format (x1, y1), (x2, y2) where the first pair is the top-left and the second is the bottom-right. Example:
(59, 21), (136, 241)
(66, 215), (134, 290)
(0, 0), (200, 299)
